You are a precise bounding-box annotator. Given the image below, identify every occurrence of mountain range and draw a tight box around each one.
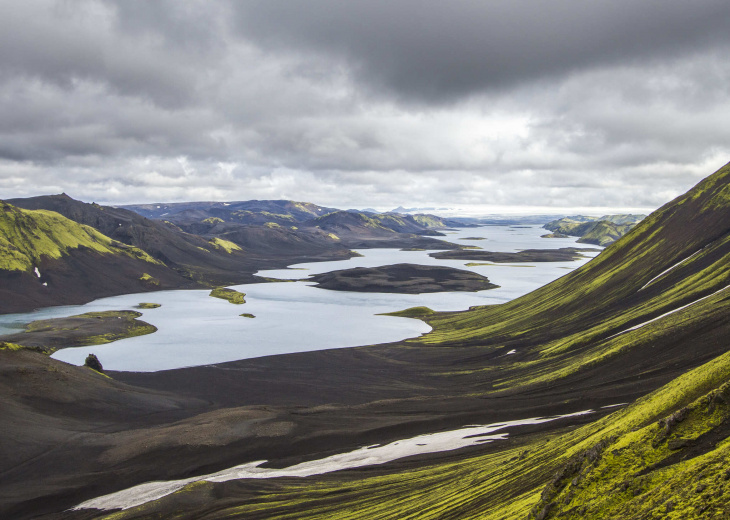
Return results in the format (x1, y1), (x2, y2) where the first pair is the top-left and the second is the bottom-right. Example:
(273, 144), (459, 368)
(1, 195), (465, 313)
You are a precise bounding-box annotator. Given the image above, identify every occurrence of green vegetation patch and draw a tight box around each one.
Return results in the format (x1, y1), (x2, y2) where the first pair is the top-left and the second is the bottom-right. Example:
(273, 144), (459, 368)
(0, 201), (162, 272)
(240, 313), (256, 318)
(0, 310), (157, 354)
(411, 214), (447, 228)
(209, 237), (242, 254)
(380, 306), (436, 318)
(136, 303), (161, 309)
(202, 217), (224, 224)
(210, 287), (246, 304)
(139, 273), (160, 286)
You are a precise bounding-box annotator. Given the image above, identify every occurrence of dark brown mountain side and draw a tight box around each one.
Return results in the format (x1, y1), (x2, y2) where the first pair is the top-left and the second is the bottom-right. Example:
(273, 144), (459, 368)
(308, 263), (498, 293)
(7, 194), (286, 286)
(0, 201), (199, 314)
(429, 247), (600, 262)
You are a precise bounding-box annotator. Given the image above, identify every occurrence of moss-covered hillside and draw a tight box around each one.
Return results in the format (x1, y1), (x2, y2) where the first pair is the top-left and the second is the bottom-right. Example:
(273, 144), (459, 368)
(0, 201), (193, 313)
(100, 336), (730, 520)
(544, 214), (644, 245)
(0, 201), (158, 272)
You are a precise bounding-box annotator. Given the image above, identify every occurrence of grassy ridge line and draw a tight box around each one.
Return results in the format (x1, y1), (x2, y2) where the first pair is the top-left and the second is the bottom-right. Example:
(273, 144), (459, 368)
(417, 163), (730, 348)
(107, 319), (730, 520)
(0, 202), (161, 272)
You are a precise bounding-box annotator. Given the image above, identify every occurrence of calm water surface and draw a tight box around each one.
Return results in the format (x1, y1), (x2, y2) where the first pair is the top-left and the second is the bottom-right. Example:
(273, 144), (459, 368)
(0, 225), (599, 371)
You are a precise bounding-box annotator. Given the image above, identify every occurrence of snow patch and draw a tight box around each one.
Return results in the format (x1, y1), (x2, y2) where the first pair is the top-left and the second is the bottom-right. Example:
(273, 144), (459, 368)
(34, 267), (41, 278)
(639, 249), (703, 291)
(609, 285), (729, 340)
(42, 282), (48, 287)
(73, 410), (592, 512)
(506, 349), (517, 355)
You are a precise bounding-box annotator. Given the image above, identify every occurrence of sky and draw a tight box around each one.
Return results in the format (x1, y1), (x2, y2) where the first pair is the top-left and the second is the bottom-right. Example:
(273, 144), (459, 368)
(1, 0), (729, 214)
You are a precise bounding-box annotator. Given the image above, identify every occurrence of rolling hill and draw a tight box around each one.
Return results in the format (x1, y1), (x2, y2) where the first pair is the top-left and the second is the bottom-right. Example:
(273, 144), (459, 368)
(543, 214), (645, 246)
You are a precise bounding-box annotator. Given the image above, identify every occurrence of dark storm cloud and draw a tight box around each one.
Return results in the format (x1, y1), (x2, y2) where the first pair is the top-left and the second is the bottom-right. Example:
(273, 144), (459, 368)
(232, 0), (730, 103)
(0, 0), (728, 211)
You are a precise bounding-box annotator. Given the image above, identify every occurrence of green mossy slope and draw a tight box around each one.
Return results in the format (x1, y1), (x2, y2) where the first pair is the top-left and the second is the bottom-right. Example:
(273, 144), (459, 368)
(418, 163), (730, 363)
(106, 331), (730, 520)
(0, 201), (160, 272)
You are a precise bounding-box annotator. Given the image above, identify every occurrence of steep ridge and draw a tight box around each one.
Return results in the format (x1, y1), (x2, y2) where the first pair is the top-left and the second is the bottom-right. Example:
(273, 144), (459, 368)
(421, 163), (730, 354)
(8, 194), (259, 286)
(0, 201), (189, 313)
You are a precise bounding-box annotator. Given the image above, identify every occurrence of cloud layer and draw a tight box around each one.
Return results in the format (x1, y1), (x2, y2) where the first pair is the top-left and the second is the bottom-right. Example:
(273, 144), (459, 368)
(1, 0), (729, 212)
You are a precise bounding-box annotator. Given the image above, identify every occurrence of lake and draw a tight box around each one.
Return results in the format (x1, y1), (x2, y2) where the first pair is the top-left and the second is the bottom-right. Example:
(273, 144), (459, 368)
(0, 225), (599, 371)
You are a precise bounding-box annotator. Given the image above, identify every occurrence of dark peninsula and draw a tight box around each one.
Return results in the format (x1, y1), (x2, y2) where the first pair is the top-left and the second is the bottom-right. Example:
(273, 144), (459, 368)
(429, 247), (600, 262)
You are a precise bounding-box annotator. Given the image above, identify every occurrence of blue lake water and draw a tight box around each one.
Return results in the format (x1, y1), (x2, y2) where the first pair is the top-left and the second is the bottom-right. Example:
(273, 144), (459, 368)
(0, 225), (599, 372)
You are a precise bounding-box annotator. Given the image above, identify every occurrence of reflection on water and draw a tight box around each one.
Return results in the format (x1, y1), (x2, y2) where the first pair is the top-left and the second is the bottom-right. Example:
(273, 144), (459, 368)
(0, 225), (599, 372)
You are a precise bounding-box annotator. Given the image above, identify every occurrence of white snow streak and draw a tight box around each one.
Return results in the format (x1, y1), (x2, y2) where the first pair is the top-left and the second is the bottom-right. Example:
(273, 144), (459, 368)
(608, 285), (729, 340)
(639, 249), (703, 291)
(73, 411), (592, 512)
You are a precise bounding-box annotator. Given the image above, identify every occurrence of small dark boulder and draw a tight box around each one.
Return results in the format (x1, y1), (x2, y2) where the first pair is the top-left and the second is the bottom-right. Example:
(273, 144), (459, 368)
(84, 353), (104, 373)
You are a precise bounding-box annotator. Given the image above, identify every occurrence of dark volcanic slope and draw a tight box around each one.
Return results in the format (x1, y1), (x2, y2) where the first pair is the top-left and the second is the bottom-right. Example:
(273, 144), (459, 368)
(0, 201), (191, 313)
(309, 263), (498, 293)
(429, 247), (598, 262)
(8, 194), (258, 285)
(2, 164), (730, 519)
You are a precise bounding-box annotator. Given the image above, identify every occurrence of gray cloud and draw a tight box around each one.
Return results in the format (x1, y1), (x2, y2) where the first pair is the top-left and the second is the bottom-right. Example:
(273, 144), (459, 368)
(231, 0), (730, 103)
(0, 0), (728, 213)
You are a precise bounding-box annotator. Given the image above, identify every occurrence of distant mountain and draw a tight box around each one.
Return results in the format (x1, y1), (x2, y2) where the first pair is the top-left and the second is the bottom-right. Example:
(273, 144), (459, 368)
(124, 199), (464, 251)
(121, 199), (338, 224)
(543, 214), (646, 245)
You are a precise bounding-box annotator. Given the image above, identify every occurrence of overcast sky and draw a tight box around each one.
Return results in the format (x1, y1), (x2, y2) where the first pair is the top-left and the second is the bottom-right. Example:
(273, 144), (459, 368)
(1, 0), (729, 214)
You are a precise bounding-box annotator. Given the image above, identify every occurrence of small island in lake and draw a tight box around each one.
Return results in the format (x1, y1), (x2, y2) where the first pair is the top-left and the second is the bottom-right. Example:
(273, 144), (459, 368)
(309, 263), (499, 294)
